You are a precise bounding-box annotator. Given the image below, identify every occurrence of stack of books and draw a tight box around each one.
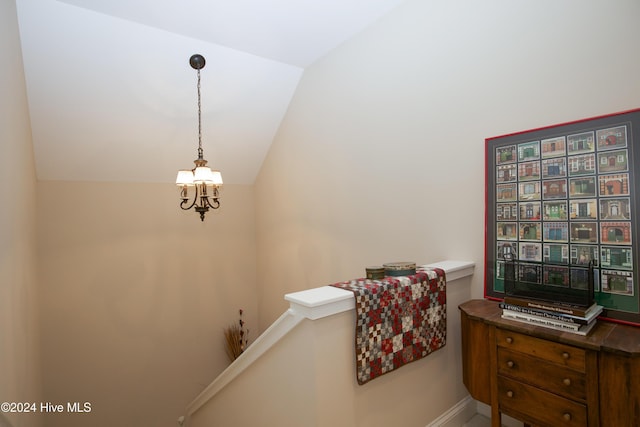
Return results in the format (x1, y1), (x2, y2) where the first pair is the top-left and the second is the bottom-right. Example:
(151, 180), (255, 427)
(500, 296), (603, 336)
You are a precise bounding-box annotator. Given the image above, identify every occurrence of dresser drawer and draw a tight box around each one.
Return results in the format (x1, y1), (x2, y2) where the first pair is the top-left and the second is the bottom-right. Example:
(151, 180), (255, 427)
(498, 347), (586, 401)
(498, 375), (587, 427)
(496, 328), (586, 371)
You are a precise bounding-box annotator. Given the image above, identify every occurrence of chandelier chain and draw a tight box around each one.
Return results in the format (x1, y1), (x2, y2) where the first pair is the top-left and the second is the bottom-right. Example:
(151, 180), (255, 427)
(197, 68), (203, 158)
(177, 54), (221, 221)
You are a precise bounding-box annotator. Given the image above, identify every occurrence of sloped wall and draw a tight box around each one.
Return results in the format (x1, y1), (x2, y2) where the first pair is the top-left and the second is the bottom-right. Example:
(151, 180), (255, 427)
(255, 0), (640, 333)
(0, 1), (42, 426)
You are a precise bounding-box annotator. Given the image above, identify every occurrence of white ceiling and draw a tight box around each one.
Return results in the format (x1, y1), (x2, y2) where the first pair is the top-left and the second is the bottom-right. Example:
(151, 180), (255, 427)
(16, 0), (406, 184)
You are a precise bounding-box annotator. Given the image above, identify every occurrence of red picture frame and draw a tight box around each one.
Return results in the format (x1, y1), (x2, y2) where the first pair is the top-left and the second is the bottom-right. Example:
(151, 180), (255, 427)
(485, 108), (640, 326)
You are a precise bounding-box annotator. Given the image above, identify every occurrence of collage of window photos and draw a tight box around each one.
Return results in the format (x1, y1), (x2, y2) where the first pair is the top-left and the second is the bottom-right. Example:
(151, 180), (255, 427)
(494, 123), (635, 300)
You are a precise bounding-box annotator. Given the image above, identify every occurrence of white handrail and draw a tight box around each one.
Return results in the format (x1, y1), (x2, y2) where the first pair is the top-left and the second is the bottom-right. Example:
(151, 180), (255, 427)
(183, 308), (305, 422)
(180, 260), (475, 425)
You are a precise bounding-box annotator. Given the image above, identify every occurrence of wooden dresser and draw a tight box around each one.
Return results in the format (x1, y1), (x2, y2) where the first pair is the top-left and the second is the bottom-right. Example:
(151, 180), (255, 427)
(459, 299), (640, 427)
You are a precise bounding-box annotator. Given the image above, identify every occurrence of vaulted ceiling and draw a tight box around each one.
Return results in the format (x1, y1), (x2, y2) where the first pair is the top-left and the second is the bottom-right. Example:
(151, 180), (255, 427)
(16, 0), (406, 184)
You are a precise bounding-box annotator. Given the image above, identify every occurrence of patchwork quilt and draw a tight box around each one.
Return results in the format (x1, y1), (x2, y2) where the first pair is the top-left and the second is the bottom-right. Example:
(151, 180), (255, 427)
(330, 268), (446, 385)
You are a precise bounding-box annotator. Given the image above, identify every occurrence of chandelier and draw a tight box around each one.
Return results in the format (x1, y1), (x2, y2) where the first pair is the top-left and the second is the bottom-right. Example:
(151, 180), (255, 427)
(176, 54), (223, 221)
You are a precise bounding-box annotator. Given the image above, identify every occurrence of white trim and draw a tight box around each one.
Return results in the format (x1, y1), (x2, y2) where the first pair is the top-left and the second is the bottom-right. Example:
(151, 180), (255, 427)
(422, 260), (476, 282)
(181, 260), (476, 425)
(285, 260), (475, 321)
(425, 395), (477, 427)
(183, 308), (305, 422)
(285, 285), (354, 320)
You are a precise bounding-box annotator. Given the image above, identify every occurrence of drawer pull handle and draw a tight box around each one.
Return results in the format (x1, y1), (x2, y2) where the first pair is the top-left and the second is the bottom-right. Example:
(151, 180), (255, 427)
(506, 360), (514, 368)
(506, 337), (513, 344)
(563, 413), (571, 421)
(563, 378), (571, 386)
(562, 351), (570, 359)
(506, 390), (513, 398)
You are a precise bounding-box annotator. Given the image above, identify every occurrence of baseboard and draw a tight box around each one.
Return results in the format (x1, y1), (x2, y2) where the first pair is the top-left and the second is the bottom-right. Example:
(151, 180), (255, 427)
(425, 395), (477, 427)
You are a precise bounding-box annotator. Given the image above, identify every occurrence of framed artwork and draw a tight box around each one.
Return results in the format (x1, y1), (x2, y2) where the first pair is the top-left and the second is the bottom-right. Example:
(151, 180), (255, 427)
(485, 108), (640, 326)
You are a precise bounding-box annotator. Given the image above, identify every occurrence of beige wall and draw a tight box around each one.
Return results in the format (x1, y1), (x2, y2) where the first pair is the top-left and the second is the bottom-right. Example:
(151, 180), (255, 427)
(190, 318), (317, 427)
(255, 0), (640, 329)
(36, 182), (257, 427)
(6, 0), (640, 425)
(190, 273), (473, 427)
(0, 0), (43, 426)
(254, 0), (640, 421)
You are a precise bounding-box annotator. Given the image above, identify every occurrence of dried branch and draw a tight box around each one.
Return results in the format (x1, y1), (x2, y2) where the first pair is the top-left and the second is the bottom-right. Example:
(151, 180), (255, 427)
(224, 309), (249, 362)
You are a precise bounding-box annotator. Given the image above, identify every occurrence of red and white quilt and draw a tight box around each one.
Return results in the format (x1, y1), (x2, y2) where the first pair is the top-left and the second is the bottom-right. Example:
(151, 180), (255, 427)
(330, 269), (446, 385)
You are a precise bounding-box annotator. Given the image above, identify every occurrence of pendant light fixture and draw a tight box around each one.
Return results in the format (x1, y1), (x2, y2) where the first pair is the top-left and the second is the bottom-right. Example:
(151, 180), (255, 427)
(176, 54), (223, 221)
